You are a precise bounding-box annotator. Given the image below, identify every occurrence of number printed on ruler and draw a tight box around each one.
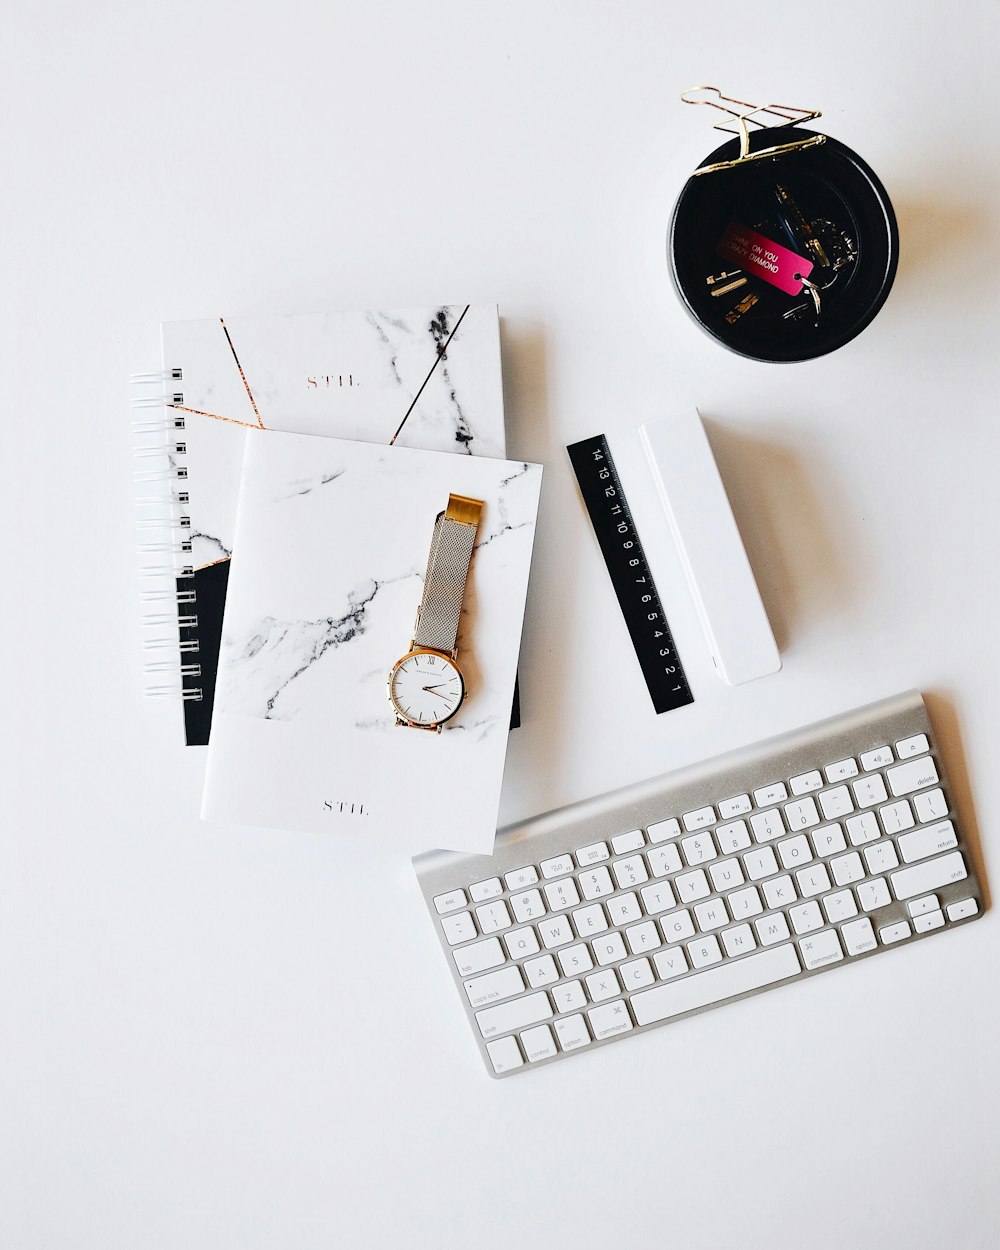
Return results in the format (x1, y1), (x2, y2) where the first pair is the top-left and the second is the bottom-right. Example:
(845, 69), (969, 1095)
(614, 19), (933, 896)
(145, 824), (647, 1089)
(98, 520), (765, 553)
(567, 433), (694, 715)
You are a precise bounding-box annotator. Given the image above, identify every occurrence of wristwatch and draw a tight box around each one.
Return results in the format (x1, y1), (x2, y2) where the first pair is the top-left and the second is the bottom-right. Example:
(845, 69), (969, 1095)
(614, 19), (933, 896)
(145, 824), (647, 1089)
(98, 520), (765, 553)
(388, 493), (484, 731)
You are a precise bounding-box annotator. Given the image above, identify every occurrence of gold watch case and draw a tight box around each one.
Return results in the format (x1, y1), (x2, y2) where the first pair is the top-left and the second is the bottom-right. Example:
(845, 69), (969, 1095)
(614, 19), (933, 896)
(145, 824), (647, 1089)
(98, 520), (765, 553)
(387, 647), (466, 732)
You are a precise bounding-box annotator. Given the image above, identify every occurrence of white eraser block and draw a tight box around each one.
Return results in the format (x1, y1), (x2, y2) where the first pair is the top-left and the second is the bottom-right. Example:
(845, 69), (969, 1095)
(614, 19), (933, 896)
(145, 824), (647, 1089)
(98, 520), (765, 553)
(639, 411), (781, 686)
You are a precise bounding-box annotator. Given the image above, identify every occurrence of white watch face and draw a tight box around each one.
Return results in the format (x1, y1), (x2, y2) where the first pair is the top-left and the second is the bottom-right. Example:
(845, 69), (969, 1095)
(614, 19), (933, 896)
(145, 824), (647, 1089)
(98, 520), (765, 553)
(389, 651), (465, 727)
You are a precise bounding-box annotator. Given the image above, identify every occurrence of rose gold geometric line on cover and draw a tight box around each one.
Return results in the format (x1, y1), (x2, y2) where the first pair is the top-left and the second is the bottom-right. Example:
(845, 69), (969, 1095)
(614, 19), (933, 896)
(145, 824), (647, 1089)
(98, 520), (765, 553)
(219, 317), (266, 429)
(165, 403), (261, 429)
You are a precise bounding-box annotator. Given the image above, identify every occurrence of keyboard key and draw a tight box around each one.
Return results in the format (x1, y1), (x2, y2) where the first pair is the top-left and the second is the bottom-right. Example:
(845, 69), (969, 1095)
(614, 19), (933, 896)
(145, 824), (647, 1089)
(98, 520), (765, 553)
(863, 841), (899, 875)
(784, 796), (820, 830)
(625, 921), (660, 954)
(476, 991), (553, 1039)
(632, 944), (801, 1026)
(594, 932), (627, 966)
(813, 823), (848, 856)
(753, 782), (788, 807)
(576, 842), (609, 866)
(913, 909), (945, 934)
(647, 818), (681, 844)
(819, 786), (854, 820)
(799, 928), (843, 969)
(589, 999), (634, 1040)
(898, 819), (957, 864)
(524, 954), (559, 988)
(841, 916), (877, 956)
(913, 788), (948, 823)
(675, 868), (711, 903)
(755, 912), (790, 945)
(709, 857), (745, 892)
(611, 829), (645, 855)
(879, 799), (914, 835)
(681, 832), (718, 865)
(895, 732), (929, 758)
(683, 805), (716, 832)
(540, 855), (574, 880)
(552, 980), (587, 1013)
(721, 923), (757, 957)
(454, 937), (505, 977)
(606, 892), (642, 926)
(744, 846), (779, 880)
(886, 756), (939, 798)
(505, 866), (539, 890)
(789, 769), (823, 795)
(553, 1013), (590, 1050)
(761, 876), (795, 910)
(572, 904), (609, 937)
(790, 900), (824, 935)
(640, 881), (677, 916)
(716, 820), (752, 854)
(557, 944), (593, 978)
(907, 894), (939, 917)
(830, 851), (865, 887)
(520, 1024), (557, 1062)
(852, 774), (888, 808)
(544, 878), (581, 911)
(659, 909), (695, 944)
(620, 957), (655, 989)
(845, 812), (880, 846)
(890, 851), (967, 900)
(510, 889), (546, 922)
(857, 878), (891, 911)
(612, 855), (649, 889)
(442, 912), (477, 945)
(860, 746), (894, 771)
(879, 921), (911, 944)
(688, 934), (724, 968)
(823, 889), (858, 923)
(486, 1036), (523, 1073)
(719, 793), (753, 818)
(825, 758), (859, 783)
(728, 885), (765, 919)
(538, 915), (575, 948)
(476, 901), (512, 934)
(465, 965), (525, 1008)
(504, 927), (540, 959)
(777, 834), (813, 870)
(580, 867), (614, 900)
(434, 889), (468, 914)
(648, 843), (683, 876)
(750, 809), (784, 843)
(946, 898), (978, 922)
(586, 968), (621, 1003)
(653, 946), (688, 979)
(694, 899), (729, 932)
(469, 877), (503, 902)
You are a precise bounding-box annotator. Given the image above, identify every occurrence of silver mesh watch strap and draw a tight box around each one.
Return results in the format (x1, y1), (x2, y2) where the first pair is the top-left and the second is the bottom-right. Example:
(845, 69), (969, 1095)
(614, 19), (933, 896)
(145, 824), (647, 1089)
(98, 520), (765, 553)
(412, 494), (483, 655)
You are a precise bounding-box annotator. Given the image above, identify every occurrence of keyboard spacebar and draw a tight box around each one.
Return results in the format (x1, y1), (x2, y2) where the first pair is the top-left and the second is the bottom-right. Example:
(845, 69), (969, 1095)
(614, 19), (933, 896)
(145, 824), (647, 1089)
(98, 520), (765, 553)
(631, 945), (801, 1026)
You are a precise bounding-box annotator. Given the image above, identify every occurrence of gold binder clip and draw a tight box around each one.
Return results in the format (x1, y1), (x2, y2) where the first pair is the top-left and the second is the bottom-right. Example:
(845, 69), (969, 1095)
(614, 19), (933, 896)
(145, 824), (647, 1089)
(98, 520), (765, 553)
(681, 86), (826, 175)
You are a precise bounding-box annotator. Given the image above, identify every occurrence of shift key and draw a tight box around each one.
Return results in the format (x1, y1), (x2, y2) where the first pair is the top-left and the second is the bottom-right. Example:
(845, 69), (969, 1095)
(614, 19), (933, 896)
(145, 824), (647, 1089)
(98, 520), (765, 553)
(890, 851), (967, 901)
(476, 991), (553, 1038)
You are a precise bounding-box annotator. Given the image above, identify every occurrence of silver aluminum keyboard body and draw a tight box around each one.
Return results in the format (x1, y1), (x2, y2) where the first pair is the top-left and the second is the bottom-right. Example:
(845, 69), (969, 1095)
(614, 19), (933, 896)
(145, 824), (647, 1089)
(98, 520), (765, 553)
(415, 691), (984, 1077)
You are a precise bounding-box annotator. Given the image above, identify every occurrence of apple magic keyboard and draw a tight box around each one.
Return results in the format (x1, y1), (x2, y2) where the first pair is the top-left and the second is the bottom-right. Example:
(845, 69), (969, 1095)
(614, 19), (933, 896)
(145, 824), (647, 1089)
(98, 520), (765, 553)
(414, 691), (984, 1077)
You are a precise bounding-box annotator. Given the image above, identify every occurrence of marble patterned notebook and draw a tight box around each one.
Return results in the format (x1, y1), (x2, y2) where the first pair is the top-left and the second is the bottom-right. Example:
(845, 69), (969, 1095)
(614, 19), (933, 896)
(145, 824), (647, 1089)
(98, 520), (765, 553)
(201, 430), (542, 854)
(146, 304), (506, 744)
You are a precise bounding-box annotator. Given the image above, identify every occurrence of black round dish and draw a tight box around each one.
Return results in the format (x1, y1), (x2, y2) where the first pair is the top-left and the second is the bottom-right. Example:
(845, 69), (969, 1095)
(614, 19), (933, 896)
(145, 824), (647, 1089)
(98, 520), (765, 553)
(669, 126), (899, 362)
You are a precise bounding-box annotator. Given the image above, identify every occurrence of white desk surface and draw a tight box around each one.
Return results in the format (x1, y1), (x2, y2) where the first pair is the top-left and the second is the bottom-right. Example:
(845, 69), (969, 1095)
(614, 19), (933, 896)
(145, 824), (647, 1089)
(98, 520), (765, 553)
(4, 2), (999, 1246)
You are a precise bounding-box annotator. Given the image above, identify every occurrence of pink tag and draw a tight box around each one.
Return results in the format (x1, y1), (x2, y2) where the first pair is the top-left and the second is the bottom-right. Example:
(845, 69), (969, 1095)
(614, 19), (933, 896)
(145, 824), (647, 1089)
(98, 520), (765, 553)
(716, 222), (813, 296)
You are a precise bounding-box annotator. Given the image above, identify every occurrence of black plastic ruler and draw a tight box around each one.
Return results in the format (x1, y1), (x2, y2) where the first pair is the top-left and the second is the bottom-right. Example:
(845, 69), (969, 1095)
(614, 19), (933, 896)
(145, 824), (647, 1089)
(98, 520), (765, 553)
(567, 433), (694, 715)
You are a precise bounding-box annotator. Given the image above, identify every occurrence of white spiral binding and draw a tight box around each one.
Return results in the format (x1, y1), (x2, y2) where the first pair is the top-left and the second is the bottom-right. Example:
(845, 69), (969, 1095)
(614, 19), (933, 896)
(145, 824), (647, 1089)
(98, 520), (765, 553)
(132, 368), (202, 703)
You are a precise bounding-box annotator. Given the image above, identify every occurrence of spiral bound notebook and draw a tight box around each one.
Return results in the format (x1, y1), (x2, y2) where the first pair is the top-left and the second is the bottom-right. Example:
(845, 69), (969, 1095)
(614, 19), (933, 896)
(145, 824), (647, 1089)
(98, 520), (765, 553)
(132, 305), (507, 745)
(202, 430), (542, 853)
